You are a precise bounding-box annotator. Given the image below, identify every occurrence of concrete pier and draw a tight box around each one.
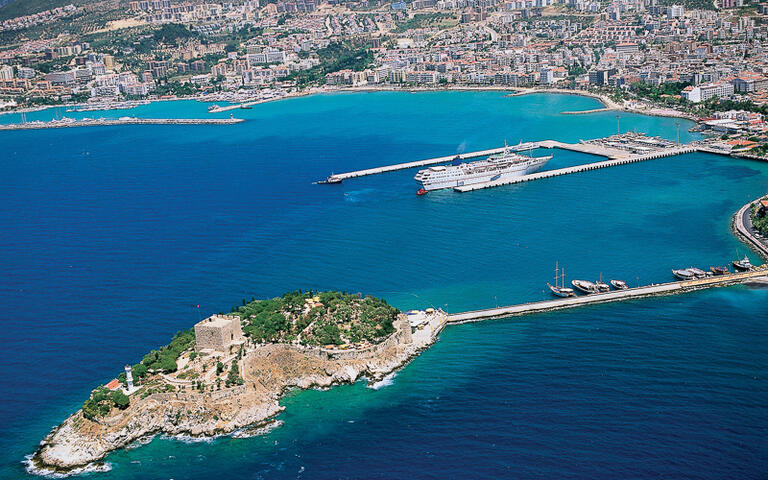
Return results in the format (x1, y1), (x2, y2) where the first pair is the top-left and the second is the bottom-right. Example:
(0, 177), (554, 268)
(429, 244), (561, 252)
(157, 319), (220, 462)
(0, 117), (244, 131)
(325, 142), (541, 182)
(454, 146), (696, 192)
(445, 266), (768, 324)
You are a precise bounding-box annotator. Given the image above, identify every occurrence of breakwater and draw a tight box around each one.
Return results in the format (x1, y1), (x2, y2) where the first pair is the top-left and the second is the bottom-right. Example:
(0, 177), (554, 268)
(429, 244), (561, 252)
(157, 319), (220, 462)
(445, 266), (767, 324)
(443, 196), (768, 324)
(0, 117), (244, 131)
(454, 146), (696, 192)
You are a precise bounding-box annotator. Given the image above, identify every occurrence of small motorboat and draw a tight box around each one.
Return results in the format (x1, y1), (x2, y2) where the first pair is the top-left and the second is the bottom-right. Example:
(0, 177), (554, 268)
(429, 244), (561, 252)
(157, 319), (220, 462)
(710, 266), (729, 275)
(689, 267), (707, 278)
(610, 279), (628, 289)
(733, 255), (753, 271)
(572, 279), (598, 294)
(672, 268), (696, 280)
(595, 280), (610, 292)
(317, 175), (342, 185)
(548, 283), (575, 297)
(417, 188), (428, 196)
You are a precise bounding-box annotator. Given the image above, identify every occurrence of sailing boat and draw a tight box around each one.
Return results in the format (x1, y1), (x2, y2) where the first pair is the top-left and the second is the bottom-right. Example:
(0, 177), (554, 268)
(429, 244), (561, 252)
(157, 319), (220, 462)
(548, 262), (575, 297)
(595, 273), (610, 292)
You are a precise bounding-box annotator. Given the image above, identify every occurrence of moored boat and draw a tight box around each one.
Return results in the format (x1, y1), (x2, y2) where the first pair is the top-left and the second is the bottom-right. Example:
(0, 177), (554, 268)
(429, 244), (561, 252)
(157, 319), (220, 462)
(595, 278), (610, 292)
(610, 279), (628, 289)
(672, 268), (696, 280)
(732, 255), (753, 271)
(548, 262), (575, 297)
(571, 279), (598, 294)
(414, 142), (552, 191)
(710, 266), (729, 275)
(548, 283), (575, 297)
(688, 267), (708, 278)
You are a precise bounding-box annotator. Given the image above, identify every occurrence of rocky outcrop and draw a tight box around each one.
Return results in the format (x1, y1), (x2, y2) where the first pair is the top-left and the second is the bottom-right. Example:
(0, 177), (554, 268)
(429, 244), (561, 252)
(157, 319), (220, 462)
(32, 315), (443, 472)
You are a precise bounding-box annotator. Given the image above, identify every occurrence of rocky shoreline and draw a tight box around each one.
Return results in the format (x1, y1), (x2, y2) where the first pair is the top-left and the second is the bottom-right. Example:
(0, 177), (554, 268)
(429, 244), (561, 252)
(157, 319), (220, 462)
(30, 313), (444, 474)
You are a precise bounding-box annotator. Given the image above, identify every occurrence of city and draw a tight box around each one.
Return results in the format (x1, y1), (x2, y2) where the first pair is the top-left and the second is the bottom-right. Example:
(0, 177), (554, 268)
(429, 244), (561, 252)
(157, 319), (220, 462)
(1, 0), (768, 478)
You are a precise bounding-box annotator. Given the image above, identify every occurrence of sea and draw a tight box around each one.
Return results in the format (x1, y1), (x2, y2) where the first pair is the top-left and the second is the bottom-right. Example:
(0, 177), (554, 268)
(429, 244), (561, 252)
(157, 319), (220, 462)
(1, 91), (767, 479)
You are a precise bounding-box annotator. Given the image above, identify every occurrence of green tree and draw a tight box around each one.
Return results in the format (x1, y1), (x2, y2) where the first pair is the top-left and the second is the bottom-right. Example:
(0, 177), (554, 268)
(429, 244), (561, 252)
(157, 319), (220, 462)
(111, 390), (130, 410)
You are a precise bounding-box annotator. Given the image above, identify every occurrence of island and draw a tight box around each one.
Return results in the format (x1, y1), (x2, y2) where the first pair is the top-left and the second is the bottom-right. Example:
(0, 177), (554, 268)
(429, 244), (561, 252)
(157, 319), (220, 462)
(32, 291), (446, 473)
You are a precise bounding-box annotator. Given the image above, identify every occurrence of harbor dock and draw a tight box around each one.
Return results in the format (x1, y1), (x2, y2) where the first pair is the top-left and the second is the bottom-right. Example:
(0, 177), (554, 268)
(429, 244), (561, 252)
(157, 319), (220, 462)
(439, 197), (768, 325)
(454, 146), (695, 192)
(320, 133), (696, 187)
(445, 266), (768, 324)
(0, 117), (244, 131)
(324, 142), (541, 182)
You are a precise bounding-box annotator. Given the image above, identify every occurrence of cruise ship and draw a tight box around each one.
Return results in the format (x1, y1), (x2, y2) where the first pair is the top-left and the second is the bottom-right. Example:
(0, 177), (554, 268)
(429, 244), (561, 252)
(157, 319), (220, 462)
(414, 147), (552, 192)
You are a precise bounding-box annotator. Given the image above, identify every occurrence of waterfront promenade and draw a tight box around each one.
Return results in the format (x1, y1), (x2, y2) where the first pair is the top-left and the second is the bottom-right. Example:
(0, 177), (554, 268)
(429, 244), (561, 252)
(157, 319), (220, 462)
(0, 117), (244, 131)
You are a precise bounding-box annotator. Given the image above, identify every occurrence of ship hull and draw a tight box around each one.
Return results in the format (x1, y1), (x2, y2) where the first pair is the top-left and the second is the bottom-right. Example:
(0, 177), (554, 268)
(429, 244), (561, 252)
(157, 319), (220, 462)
(416, 156), (550, 191)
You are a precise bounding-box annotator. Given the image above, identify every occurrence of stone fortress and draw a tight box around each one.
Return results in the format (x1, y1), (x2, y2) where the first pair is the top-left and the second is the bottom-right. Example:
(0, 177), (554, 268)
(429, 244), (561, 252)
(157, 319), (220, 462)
(194, 314), (245, 353)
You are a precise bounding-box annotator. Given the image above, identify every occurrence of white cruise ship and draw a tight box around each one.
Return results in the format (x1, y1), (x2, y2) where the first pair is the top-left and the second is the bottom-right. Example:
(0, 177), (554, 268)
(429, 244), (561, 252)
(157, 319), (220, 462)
(414, 147), (552, 192)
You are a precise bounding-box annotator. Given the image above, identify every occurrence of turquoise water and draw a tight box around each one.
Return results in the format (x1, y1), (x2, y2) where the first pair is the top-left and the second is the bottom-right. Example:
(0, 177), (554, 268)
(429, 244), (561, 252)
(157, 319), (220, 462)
(1, 91), (767, 478)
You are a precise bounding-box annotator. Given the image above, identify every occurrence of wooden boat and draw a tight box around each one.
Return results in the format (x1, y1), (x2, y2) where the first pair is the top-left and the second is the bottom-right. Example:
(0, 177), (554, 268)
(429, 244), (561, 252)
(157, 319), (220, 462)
(572, 279), (598, 294)
(710, 266), (729, 275)
(672, 268), (696, 280)
(610, 279), (628, 289)
(548, 262), (575, 297)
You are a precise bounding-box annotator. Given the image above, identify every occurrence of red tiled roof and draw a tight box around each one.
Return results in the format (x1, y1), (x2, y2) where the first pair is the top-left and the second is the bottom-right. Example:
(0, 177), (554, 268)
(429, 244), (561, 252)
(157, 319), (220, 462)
(106, 379), (120, 390)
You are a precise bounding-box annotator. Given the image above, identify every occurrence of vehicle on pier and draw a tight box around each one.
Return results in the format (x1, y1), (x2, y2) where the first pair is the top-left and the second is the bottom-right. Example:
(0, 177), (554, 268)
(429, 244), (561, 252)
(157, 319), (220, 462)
(610, 279), (628, 290)
(548, 262), (575, 297)
(672, 268), (696, 280)
(733, 255), (753, 271)
(414, 142), (551, 192)
(571, 279), (599, 294)
(710, 266), (730, 275)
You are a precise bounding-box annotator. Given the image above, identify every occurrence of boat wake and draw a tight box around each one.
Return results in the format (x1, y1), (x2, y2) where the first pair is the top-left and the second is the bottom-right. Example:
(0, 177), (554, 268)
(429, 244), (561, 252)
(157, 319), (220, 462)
(23, 455), (112, 478)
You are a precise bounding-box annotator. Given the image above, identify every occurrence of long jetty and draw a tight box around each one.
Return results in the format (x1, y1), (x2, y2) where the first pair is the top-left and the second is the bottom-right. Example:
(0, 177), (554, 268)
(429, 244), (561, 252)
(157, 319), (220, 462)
(442, 197), (768, 324)
(325, 142), (541, 182)
(445, 266), (768, 324)
(454, 146), (695, 192)
(0, 117), (244, 131)
(321, 137), (697, 186)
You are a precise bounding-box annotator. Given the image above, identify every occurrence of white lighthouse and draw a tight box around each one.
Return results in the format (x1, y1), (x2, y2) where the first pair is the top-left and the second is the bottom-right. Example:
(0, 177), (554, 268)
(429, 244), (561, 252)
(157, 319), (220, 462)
(124, 364), (135, 393)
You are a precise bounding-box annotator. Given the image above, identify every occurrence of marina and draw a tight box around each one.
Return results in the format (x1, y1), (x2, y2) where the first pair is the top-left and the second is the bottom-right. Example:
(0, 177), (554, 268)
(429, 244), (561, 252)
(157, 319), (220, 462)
(453, 146), (696, 192)
(319, 132), (699, 191)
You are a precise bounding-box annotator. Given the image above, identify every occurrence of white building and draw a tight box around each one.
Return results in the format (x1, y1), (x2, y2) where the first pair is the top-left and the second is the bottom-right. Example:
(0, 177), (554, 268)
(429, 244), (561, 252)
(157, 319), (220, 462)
(681, 82), (734, 103)
(0, 65), (13, 80)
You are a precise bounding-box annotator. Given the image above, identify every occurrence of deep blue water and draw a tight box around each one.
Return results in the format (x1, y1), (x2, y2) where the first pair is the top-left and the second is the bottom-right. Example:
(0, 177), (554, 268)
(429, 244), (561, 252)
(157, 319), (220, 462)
(1, 91), (767, 479)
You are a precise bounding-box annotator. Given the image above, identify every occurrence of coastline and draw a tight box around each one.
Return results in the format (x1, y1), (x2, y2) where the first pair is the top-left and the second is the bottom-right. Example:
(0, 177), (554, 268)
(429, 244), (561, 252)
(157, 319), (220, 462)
(31, 312), (446, 474)
(29, 187), (768, 475)
(1, 86), (697, 123)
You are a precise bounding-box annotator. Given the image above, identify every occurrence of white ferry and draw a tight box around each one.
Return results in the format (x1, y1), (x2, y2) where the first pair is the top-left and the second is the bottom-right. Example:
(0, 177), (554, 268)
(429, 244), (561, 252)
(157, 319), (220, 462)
(414, 146), (551, 193)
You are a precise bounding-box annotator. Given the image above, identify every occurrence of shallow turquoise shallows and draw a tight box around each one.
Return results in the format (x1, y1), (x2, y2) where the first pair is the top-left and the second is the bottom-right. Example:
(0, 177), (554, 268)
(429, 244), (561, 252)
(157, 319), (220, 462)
(1, 91), (767, 479)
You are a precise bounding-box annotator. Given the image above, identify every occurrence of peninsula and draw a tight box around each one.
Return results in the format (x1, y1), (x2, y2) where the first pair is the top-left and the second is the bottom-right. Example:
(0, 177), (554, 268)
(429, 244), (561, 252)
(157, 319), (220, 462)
(31, 291), (446, 473)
